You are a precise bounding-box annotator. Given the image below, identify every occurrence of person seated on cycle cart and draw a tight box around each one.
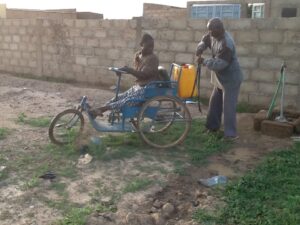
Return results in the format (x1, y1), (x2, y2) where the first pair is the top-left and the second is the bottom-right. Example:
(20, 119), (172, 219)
(90, 33), (163, 118)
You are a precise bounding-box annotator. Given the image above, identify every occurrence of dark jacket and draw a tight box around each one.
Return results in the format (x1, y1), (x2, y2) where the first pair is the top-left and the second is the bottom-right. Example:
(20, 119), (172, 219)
(196, 31), (243, 88)
(134, 52), (159, 86)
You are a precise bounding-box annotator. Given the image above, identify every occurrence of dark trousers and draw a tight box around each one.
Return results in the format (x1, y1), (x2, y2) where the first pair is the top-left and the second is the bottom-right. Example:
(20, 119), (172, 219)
(206, 85), (240, 137)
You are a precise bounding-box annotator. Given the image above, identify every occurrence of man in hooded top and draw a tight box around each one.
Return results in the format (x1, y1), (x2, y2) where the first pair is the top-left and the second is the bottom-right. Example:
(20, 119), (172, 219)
(196, 17), (243, 140)
(90, 33), (160, 118)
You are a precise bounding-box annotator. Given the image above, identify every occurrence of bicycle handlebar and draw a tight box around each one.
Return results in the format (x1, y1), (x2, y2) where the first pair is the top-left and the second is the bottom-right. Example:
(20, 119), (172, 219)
(108, 67), (128, 74)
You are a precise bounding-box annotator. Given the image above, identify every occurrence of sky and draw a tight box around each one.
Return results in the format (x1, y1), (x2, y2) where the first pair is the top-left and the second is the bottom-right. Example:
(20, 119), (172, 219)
(1, 0), (189, 19)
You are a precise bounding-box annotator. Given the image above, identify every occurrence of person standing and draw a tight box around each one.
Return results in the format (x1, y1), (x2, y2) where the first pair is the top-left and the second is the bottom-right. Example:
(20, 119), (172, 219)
(196, 18), (243, 140)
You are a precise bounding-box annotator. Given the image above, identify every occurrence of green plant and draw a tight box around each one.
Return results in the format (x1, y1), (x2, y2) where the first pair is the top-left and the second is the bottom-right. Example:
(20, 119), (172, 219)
(23, 177), (40, 190)
(54, 202), (117, 225)
(173, 160), (186, 175)
(193, 209), (218, 225)
(17, 113), (51, 127)
(58, 207), (93, 225)
(0, 128), (10, 140)
(194, 143), (300, 225)
(184, 119), (230, 164)
(123, 178), (152, 193)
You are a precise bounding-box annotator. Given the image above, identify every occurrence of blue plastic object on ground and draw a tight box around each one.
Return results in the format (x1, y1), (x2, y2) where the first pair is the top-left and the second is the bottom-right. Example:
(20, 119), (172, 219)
(199, 175), (228, 187)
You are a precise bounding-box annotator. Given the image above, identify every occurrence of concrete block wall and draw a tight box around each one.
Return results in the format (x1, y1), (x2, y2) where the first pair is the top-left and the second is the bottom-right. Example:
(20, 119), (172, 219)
(0, 18), (139, 87)
(141, 17), (300, 109)
(0, 17), (299, 109)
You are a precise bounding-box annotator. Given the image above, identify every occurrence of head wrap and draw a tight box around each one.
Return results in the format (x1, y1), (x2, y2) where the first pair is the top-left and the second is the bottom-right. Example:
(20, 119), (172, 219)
(140, 33), (154, 46)
(207, 18), (224, 31)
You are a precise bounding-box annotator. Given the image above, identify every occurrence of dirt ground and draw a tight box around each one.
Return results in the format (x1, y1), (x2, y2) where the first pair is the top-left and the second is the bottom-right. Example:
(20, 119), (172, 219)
(0, 73), (293, 225)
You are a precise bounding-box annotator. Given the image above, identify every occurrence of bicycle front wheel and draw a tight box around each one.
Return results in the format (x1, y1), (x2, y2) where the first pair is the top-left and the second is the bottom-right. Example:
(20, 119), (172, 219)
(137, 96), (191, 149)
(48, 109), (84, 145)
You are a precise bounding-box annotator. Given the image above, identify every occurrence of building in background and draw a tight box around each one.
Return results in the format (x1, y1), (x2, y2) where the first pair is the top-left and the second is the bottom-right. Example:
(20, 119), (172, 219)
(0, 6), (103, 19)
(0, 4), (6, 18)
(143, 3), (186, 19)
(187, 0), (300, 19)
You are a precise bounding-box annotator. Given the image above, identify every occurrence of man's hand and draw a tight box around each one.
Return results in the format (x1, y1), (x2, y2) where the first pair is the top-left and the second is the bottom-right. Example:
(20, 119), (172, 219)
(120, 66), (135, 74)
(197, 56), (205, 65)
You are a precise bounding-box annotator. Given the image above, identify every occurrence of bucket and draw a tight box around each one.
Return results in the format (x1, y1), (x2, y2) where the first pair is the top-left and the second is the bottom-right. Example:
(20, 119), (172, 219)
(172, 64), (198, 98)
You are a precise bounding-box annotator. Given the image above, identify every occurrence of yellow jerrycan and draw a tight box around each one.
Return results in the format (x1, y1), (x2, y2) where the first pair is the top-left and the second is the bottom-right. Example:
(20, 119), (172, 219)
(171, 63), (198, 98)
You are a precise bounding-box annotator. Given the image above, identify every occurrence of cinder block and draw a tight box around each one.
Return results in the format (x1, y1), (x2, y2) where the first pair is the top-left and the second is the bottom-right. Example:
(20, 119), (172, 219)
(292, 118), (300, 133)
(175, 31), (193, 41)
(277, 45), (300, 57)
(169, 42), (186, 52)
(238, 57), (258, 69)
(236, 31), (259, 43)
(261, 120), (294, 138)
(169, 19), (187, 29)
(158, 30), (174, 40)
(253, 110), (267, 131)
(259, 31), (283, 43)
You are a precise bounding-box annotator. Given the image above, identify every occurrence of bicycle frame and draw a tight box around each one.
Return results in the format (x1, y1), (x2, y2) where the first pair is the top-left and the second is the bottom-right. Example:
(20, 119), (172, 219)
(77, 68), (178, 133)
(49, 66), (192, 148)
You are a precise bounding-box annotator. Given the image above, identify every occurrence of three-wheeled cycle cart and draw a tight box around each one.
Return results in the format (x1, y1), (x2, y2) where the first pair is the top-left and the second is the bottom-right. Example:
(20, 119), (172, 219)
(48, 65), (195, 149)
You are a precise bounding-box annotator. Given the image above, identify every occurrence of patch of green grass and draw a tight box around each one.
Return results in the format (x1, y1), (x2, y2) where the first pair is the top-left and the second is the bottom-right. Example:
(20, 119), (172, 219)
(136, 164), (169, 175)
(173, 160), (186, 175)
(0, 127), (11, 140)
(58, 207), (93, 225)
(17, 112), (51, 127)
(43, 196), (116, 225)
(90, 119), (229, 165)
(22, 177), (40, 190)
(193, 208), (218, 225)
(194, 143), (300, 225)
(184, 119), (230, 164)
(104, 133), (143, 147)
(87, 134), (142, 161)
(0, 167), (8, 181)
(50, 182), (68, 197)
(123, 178), (152, 193)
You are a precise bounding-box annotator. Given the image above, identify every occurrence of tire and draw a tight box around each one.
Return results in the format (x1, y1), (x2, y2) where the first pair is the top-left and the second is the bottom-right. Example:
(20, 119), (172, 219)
(48, 109), (84, 145)
(137, 96), (191, 149)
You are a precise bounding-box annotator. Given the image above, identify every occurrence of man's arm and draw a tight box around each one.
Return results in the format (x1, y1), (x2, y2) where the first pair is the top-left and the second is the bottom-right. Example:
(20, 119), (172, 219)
(125, 55), (159, 79)
(203, 41), (233, 72)
(196, 33), (211, 56)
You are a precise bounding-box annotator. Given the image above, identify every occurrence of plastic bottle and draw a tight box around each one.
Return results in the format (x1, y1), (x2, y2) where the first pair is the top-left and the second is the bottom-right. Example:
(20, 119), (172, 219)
(199, 175), (228, 187)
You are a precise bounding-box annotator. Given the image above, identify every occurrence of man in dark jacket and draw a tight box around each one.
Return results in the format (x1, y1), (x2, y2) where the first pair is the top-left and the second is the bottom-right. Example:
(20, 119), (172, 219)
(196, 17), (243, 140)
(90, 33), (160, 118)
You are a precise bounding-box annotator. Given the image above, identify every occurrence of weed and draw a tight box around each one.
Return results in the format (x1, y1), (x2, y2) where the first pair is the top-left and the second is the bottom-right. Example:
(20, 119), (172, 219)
(17, 112), (51, 127)
(23, 177), (40, 190)
(58, 207), (93, 225)
(123, 178), (152, 193)
(0, 127), (10, 140)
(173, 160), (186, 175)
(50, 201), (117, 225)
(184, 119), (230, 164)
(193, 208), (218, 225)
(0, 168), (8, 181)
(50, 182), (67, 197)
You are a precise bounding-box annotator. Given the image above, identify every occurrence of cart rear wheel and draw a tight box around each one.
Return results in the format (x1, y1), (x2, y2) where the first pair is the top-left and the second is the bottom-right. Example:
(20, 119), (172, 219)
(48, 109), (84, 145)
(137, 96), (191, 149)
